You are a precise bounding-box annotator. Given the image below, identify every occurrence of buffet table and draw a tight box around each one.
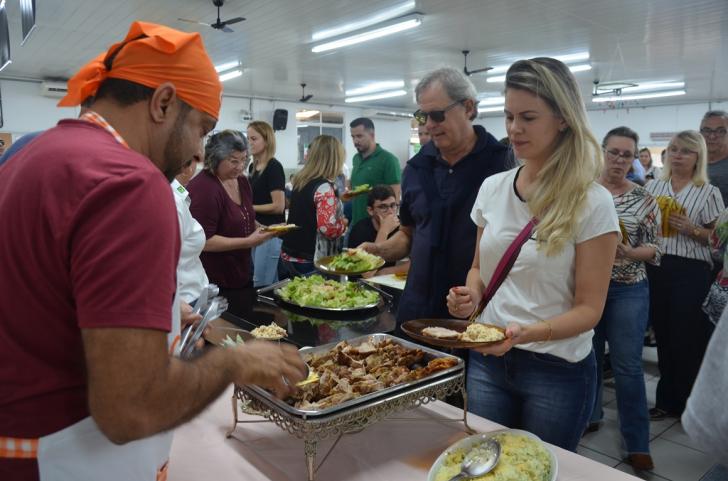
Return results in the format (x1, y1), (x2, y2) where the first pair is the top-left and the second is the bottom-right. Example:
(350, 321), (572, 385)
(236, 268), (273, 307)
(168, 385), (640, 481)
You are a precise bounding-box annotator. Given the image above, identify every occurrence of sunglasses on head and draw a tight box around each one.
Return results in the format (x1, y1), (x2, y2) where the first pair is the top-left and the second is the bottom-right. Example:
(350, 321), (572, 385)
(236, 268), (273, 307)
(413, 99), (464, 124)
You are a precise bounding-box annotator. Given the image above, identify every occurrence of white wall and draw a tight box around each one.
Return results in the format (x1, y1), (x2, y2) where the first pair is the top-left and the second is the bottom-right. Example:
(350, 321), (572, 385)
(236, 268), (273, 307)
(476, 100), (728, 148)
(4, 77), (727, 168)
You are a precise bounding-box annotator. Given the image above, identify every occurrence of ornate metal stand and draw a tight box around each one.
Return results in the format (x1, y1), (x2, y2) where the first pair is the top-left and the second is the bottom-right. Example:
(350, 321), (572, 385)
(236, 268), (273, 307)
(226, 372), (472, 481)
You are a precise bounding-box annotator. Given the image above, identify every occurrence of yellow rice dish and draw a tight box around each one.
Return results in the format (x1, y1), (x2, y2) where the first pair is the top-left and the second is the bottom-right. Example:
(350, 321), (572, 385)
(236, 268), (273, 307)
(461, 323), (506, 342)
(435, 433), (551, 481)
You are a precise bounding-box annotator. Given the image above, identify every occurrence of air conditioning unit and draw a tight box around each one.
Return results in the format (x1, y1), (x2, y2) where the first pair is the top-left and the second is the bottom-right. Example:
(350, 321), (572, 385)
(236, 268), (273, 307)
(40, 81), (68, 98)
(362, 109), (413, 120)
(239, 109), (253, 122)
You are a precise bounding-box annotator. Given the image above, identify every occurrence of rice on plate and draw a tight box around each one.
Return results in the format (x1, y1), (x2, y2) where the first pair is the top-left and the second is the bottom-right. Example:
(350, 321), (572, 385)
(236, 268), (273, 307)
(430, 430), (555, 481)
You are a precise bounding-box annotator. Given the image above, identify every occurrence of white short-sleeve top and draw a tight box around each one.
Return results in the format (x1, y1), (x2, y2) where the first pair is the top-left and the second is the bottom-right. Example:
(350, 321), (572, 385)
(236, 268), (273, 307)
(171, 179), (209, 304)
(471, 167), (619, 362)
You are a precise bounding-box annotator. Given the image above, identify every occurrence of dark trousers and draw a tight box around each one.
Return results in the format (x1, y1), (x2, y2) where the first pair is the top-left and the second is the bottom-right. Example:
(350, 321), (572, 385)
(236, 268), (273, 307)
(645, 256), (714, 415)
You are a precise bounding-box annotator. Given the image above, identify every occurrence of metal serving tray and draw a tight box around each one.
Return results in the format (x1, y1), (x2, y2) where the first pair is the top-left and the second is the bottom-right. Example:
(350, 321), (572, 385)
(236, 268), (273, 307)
(243, 333), (464, 418)
(257, 278), (393, 315)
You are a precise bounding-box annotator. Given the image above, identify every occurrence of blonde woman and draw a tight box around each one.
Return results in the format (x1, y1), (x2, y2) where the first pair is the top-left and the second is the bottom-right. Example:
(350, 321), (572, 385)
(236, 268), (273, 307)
(639, 148), (661, 180)
(446, 58), (619, 452)
(281, 135), (348, 277)
(644, 130), (723, 422)
(248, 121), (286, 287)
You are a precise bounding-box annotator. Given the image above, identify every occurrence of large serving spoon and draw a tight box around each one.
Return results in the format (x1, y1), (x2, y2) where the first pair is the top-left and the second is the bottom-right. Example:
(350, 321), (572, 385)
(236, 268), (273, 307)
(447, 439), (501, 481)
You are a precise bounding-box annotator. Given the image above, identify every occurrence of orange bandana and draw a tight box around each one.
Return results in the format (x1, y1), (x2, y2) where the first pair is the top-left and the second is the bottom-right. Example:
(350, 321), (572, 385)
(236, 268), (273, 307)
(58, 22), (222, 120)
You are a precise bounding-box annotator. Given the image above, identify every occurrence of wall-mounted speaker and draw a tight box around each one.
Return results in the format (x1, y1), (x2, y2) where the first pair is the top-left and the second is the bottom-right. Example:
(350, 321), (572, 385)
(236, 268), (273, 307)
(273, 109), (288, 131)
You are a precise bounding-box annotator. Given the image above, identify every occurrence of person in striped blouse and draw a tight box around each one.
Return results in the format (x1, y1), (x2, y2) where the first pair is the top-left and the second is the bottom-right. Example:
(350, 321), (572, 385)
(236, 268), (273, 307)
(644, 130), (724, 422)
(585, 126), (661, 471)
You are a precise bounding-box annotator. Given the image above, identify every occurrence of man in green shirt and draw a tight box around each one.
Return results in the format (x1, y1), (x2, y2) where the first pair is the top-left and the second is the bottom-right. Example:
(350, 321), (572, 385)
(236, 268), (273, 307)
(348, 117), (402, 226)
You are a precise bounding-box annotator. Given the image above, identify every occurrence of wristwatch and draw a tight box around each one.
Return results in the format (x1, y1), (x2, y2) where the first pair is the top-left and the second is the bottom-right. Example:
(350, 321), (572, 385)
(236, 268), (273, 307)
(692, 226), (701, 237)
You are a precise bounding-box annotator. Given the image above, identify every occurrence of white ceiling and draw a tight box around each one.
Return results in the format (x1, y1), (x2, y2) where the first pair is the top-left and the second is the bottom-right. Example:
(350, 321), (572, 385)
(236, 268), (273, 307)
(2, 0), (727, 113)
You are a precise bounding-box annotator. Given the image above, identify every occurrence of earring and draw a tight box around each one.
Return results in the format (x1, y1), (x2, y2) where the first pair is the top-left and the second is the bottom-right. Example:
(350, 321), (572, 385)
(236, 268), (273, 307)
(561, 126), (568, 132)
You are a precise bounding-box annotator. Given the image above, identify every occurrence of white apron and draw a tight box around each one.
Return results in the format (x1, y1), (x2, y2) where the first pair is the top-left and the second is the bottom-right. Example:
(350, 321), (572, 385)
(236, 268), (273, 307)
(36, 289), (182, 481)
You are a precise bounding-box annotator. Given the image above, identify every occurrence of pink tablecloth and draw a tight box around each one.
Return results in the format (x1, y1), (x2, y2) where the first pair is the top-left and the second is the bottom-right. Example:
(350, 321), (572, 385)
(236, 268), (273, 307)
(169, 386), (639, 481)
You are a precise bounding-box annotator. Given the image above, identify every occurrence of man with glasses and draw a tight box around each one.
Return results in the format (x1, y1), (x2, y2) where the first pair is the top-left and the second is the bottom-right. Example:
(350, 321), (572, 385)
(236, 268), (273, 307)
(359, 67), (511, 324)
(348, 185), (409, 277)
(701, 110), (728, 204)
(347, 117), (402, 227)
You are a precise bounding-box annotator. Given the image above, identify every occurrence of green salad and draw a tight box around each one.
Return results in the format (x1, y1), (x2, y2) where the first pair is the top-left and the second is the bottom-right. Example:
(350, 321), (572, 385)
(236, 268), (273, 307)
(276, 275), (379, 309)
(350, 184), (371, 194)
(328, 248), (383, 272)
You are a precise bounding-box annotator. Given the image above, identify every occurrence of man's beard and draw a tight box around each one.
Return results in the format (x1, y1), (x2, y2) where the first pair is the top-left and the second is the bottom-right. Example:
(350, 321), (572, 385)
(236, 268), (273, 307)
(161, 106), (192, 182)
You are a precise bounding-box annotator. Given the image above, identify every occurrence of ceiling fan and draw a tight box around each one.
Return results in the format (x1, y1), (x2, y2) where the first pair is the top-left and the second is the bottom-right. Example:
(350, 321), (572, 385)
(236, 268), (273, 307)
(462, 50), (493, 76)
(299, 83), (313, 102)
(178, 0), (245, 34)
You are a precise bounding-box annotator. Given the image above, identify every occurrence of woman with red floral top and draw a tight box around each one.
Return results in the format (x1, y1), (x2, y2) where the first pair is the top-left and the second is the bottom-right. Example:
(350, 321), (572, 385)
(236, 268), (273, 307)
(281, 135), (348, 277)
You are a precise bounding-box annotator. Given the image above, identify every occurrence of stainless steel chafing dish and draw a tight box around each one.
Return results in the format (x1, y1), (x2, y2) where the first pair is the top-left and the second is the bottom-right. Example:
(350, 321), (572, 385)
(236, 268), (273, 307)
(226, 333), (474, 481)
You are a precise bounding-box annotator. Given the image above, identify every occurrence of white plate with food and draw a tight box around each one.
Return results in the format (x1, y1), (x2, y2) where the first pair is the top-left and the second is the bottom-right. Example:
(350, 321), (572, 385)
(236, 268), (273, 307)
(250, 322), (288, 340)
(261, 224), (300, 232)
(315, 248), (385, 275)
(428, 429), (557, 481)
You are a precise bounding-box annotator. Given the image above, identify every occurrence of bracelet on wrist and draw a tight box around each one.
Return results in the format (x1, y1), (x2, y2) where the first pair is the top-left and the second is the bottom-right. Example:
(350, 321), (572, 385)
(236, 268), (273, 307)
(537, 319), (553, 345)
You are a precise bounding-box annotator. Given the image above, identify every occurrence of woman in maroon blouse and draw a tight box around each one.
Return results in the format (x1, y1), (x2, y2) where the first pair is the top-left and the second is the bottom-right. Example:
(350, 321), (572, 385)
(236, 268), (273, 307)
(188, 130), (278, 291)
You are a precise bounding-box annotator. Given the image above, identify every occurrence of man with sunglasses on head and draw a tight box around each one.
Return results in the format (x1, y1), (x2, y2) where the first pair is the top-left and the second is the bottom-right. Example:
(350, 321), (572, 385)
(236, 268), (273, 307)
(358, 67), (512, 325)
(346, 118), (402, 228)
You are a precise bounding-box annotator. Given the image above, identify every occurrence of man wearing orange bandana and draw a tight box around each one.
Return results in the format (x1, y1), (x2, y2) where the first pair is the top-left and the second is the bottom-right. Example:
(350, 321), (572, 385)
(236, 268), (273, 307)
(0, 22), (306, 481)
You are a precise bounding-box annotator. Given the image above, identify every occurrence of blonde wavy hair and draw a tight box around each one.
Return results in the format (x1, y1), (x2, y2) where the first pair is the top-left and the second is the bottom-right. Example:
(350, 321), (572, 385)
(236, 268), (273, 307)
(659, 130), (709, 186)
(247, 120), (277, 174)
(505, 58), (603, 256)
(293, 135), (345, 191)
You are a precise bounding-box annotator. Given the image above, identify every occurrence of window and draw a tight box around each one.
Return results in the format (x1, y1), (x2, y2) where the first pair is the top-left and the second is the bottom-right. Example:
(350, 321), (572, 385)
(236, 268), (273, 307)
(296, 110), (345, 165)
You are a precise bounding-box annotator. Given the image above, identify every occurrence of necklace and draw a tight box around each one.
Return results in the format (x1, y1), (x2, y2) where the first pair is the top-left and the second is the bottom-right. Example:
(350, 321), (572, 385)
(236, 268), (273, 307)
(217, 176), (252, 236)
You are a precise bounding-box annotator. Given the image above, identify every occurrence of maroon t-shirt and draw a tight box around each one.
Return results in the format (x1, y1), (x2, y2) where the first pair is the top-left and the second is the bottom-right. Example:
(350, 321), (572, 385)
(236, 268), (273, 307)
(0, 120), (179, 441)
(187, 170), (255, 288)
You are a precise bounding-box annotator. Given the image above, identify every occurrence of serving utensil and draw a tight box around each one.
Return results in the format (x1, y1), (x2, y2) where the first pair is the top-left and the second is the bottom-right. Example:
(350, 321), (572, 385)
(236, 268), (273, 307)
(447, 439), (501, 481)
(181, 296), (228, 358)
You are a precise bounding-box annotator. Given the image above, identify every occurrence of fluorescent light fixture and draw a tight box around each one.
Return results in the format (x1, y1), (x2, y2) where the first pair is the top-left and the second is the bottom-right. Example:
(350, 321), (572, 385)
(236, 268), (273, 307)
(346, 81), (405, 96)
(296, 110), (320, 119)
(478, 106), (505, 113)
(477, 96), (505, 105)
(297, 124), (309, 128)
(487, 64), (590, 83)
(214, 61), (240, 72)
(592, 90), (686, 102)
(219, 69), (242, 82)
(312, 14), (422, 53)
(554, 52), (590, 63)
(0, 59), (10, 71)
(621, 82), (685, 93)
(313, 1), (414, 40)
(345, 90), (407, 103)
(568, 64), (592, 73)
(484, 52), (590, 76)
(20, 0), (36, 46)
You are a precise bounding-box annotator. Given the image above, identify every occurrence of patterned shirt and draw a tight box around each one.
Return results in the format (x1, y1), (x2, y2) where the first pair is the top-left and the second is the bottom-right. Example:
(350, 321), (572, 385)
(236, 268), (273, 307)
(281, 182), (346, 262)
(611, 185), (662, 283)
(645, 179), (724, 266)
(709, 209), (728, 286)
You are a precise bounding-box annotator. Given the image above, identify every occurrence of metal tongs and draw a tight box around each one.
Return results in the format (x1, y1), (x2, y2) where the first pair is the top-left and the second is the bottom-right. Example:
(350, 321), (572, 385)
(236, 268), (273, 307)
(180, 284), (226, 358)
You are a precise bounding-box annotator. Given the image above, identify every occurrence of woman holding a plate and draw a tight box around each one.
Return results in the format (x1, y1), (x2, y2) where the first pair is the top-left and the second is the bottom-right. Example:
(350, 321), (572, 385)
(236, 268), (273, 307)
(446, 57), (619, 452)
(281, 135), (348, 277)
(643, 131), (723, 422)
(188, 130), (279, 295)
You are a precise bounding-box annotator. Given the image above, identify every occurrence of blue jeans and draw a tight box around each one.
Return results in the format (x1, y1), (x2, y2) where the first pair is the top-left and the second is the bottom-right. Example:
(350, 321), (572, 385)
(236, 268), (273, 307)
(467, 347), (596, 452)
(590, 279), (651, 455)
(252, 237), (283, 287)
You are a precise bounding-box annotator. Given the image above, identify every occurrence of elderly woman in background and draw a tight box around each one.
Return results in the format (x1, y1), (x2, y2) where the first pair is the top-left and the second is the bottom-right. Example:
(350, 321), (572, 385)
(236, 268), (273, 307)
(447, 57), (619, 452)
(248, 121), (286, 287)
(281, 135), (348, 277)
(584, 126), (661, 471)
(644, 130), (724, 422)
(639, 148), (661, 180)
(187, 130), (278, 295)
